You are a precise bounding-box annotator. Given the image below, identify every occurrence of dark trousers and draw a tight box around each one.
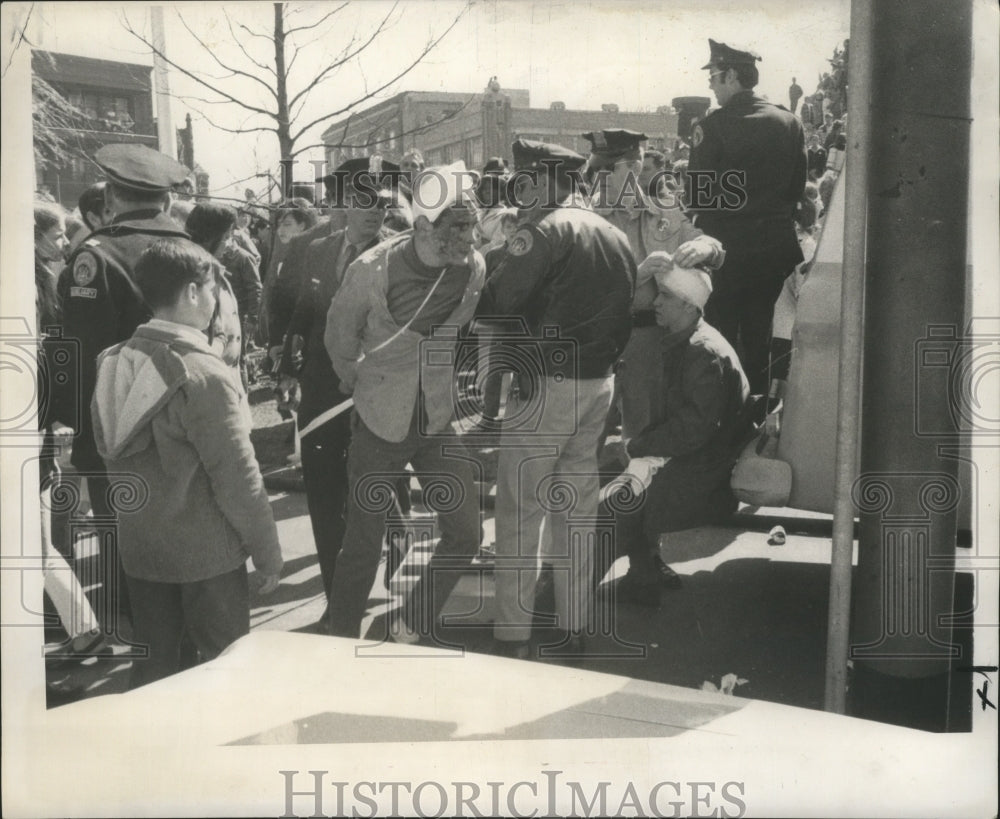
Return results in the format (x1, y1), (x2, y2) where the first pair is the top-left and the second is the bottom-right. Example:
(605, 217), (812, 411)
(327, 411), (481, 638)
(126, 565), (249, 689)
(300, 411), (352, 604)
(704, 272), (788, 396)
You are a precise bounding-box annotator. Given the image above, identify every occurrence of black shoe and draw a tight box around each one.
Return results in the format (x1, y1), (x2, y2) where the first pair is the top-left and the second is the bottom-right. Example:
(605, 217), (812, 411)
(614, 573), (662, 608)
(652, 554), (683, 590)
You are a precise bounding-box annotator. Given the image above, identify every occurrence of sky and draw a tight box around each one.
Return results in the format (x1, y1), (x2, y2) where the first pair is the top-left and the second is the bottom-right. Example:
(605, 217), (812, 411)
(25, 0), (852, 200)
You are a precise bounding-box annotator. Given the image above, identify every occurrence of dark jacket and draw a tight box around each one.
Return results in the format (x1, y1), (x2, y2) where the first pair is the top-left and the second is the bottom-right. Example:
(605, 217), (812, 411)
(53, 209), (189, 469)
(476, 199), (635, 380)
(278, 227), (390, 427)
(688, 90), (806, 266)
(263, 220), (329, 345)
(220, 244), (262, 318)
(626, 319), (750, 531)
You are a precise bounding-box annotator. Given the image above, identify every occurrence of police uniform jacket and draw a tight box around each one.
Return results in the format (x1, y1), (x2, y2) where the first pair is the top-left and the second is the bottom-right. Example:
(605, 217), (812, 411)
(54, 209), (188, 469)
(477, 197), (635, 380)
(688, 90), (807, 274)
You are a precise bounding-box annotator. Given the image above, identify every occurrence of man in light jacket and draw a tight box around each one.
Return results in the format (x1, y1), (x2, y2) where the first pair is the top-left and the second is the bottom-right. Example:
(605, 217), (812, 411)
(325, 161), (485, 641)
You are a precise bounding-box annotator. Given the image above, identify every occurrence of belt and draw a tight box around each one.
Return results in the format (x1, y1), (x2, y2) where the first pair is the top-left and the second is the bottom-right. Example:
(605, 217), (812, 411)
(632, 310), (657, 328)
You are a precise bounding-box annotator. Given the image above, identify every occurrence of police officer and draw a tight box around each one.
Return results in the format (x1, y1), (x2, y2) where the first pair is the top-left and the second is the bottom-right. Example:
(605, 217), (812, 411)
(584, 128), (724, 591)
(584, 128), (724, 435)
(478, 138), (635, 658)
(275, 158), (395, 632)
(687, 39), (807, 395)
(53, 143), (190, 624)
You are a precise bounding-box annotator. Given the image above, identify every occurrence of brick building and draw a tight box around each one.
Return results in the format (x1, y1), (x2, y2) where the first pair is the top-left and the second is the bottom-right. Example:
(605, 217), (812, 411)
(32, 50), (208, 208)
(320, 79), (681, 174)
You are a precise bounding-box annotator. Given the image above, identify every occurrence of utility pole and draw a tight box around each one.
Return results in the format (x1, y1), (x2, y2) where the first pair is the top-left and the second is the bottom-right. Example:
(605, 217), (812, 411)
(150, 6), (176, 159)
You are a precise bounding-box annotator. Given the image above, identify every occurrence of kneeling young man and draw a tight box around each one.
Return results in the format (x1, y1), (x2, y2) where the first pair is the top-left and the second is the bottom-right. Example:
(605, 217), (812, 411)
(614, 263), (749, 607)
(91, 239), (283, 687)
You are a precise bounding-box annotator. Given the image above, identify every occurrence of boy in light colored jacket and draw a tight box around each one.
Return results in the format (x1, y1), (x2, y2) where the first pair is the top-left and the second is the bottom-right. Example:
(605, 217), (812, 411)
(91, 238), (282, 688)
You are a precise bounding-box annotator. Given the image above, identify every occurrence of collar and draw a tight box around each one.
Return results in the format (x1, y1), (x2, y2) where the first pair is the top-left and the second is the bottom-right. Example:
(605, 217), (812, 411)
(111, 209), (165, 224)
(143, 318), (216, 350)
(723, 89), (757, 109)
(403, 236), (448, 278)
(660, 317), (702, 348)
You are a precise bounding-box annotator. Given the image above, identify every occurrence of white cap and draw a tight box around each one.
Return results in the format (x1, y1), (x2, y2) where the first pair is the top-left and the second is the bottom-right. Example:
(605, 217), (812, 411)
(411, 160), (477, 224)
(654, 265), (713, 310)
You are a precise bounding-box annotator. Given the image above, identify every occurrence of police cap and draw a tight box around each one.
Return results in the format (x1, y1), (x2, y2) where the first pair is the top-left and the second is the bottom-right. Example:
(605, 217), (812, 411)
(511, 138), (587, 173)
(320, 157), (400, 200)
(581, 129), (647, 160)
(95, 144), (190, 194)
(702, 39), (761, 69)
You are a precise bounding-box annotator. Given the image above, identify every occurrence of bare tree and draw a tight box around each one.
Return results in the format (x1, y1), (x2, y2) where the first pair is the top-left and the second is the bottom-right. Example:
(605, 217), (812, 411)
(120, 2), (473, 181)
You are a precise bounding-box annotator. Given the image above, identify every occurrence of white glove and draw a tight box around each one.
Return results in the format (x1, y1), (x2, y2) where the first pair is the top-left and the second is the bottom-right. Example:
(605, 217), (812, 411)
(600, 456), (668, 503)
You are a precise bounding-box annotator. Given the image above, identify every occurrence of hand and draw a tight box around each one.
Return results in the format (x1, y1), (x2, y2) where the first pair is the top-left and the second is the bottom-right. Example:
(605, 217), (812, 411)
(50, 421), (74, 438)
(268, 345), (284, 366)
(764, 410), (781, 438)
(673, 238), (716, 268)
(636, 250), (673, 283)
(253, 571), (280, 595)
(277, 374), (298, 392)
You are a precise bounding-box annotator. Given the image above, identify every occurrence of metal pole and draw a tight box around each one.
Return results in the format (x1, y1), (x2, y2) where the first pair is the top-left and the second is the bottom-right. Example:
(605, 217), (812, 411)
(824, 0), (874, 714)
(850, 0), (972, 730)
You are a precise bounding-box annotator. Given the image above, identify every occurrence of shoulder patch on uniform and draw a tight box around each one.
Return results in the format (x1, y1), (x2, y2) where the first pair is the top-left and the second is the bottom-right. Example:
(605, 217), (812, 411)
(692, 125), (704, 147)
(72, 251), (99, 286)
(508, 228), (534, 256)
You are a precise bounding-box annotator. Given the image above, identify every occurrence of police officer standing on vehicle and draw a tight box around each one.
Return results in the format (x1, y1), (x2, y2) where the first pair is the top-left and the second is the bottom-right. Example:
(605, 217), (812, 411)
(687, 40), (807, 395)
(52, 143), (191, 626)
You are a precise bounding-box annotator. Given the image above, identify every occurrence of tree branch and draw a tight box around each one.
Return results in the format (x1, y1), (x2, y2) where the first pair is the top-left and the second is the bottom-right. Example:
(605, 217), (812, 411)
(286, 1), (401, 111)
(289, 2), (471, 144)
(284, 2), (349, 37)
(119, 12), (276, 118)
(176, 9), (278, 100)
(223, 8), (276, 78)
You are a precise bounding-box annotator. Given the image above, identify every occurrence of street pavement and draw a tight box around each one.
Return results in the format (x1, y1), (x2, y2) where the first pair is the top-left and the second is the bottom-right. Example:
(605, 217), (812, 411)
(43, 391), (843, 712)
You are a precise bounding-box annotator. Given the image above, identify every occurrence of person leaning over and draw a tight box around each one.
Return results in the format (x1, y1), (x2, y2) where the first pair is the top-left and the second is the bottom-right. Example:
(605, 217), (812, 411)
(324, 161), (486, 642)
(478, 139), (635, 659)
(91, 238), (283, 688)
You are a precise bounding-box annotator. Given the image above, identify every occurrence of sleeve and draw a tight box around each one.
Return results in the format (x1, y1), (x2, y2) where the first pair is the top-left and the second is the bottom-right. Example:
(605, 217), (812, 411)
(268, 235), (310, 343)
(51, 249), (112, 427)
(181, 368), (283, 576)
(789, 121), (808, 205)
(277, 266), (318, 379)
(236, 251), (262, 316)
(324, 257), (371, 392)
(475, 223), (552, 317)
(686, 117), (725, 211)
(628, 351), (728, 458)
(677, 215), (726, 269)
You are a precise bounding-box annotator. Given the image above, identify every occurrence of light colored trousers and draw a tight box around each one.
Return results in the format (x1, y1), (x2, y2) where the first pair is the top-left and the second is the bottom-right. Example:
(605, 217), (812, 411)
(41, 483), (98, 639)
(493, 375), (614, 642)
